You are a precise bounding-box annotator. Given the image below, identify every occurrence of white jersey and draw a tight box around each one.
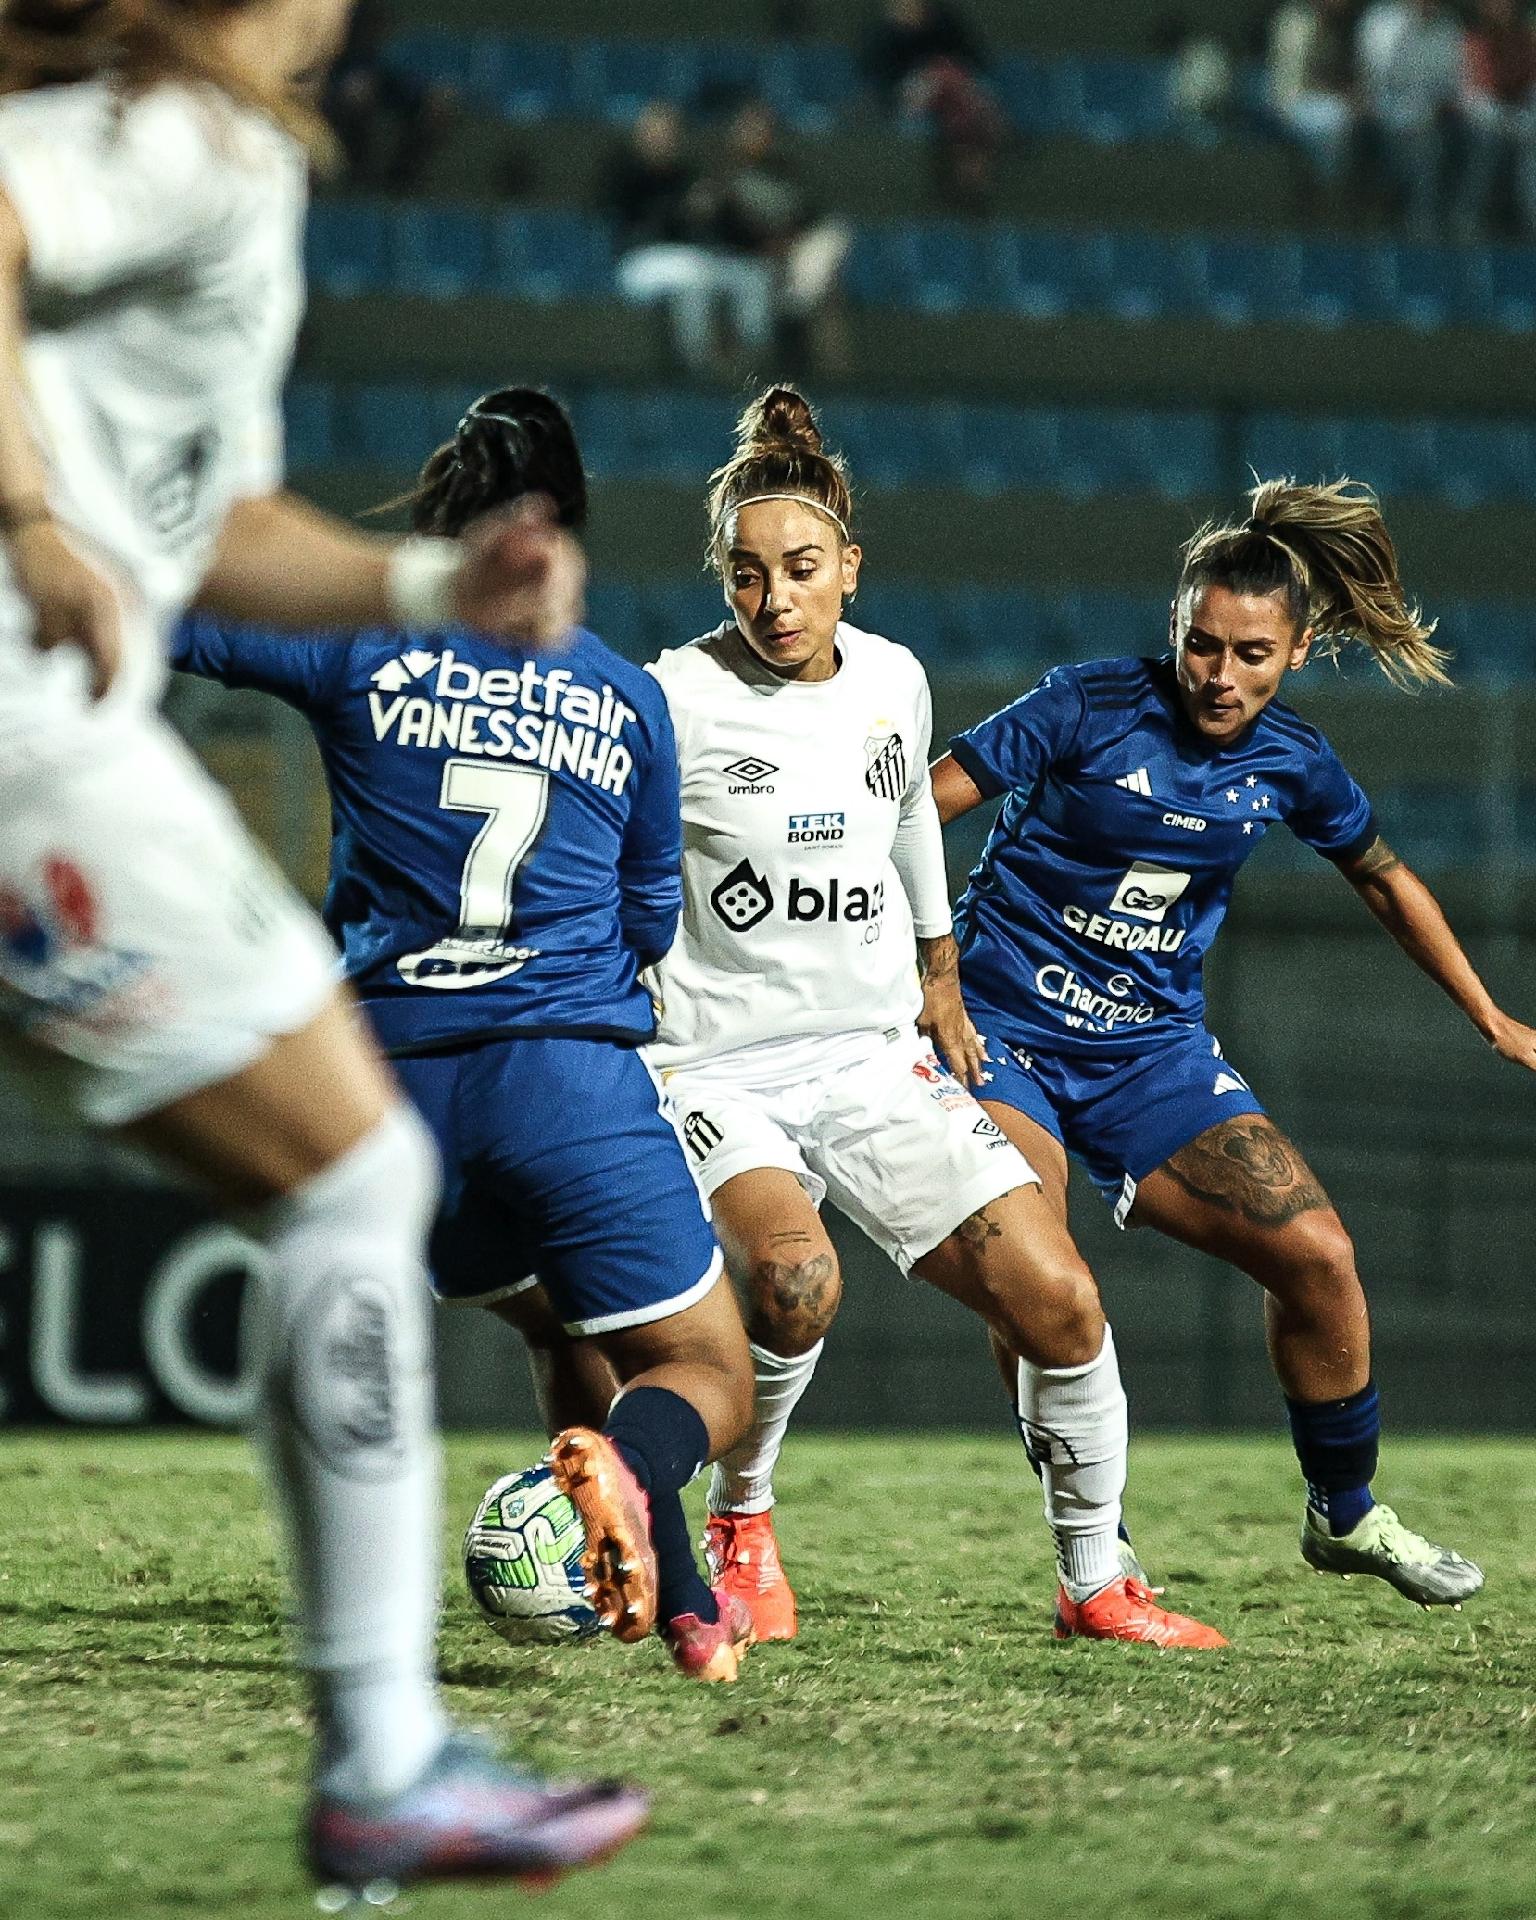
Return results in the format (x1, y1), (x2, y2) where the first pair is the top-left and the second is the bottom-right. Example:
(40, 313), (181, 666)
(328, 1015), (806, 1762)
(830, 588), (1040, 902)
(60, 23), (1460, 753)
(0, 80), (304, 752)
(645, 620), (953, 1071)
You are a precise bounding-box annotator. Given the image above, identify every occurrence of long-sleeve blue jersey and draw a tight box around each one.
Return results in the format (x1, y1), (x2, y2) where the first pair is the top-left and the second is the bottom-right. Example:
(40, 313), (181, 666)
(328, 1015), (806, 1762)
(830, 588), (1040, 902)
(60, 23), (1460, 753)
(951, 655), (1377, 1053)
(173, 617), (681, 1056)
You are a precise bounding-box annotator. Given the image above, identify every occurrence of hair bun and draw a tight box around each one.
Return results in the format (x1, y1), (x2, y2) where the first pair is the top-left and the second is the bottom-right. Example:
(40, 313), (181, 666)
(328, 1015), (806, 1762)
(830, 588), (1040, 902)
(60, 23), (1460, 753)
(734, 386), (822, 458)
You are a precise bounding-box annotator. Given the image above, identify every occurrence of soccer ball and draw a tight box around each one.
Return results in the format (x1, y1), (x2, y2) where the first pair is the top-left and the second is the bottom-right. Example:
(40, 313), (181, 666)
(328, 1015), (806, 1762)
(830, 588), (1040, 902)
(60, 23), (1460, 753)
(463, 1462), (601, 1644)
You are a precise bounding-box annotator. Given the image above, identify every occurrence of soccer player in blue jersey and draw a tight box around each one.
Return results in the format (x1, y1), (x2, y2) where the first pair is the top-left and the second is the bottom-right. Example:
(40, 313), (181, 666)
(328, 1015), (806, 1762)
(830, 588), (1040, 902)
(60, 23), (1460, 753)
(173, 389), (759, 1685)
(933, 477), (1536, 1607)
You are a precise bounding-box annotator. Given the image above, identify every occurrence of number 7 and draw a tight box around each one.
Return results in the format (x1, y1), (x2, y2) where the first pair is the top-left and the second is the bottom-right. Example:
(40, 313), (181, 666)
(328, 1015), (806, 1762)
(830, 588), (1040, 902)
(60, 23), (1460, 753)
(439, 760), (550, 938)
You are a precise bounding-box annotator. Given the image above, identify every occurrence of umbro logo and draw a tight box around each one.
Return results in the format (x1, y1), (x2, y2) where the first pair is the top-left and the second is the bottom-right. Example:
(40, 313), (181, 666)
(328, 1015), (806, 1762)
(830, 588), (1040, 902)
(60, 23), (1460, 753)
(723, 755), (778, 793)
(370, 648), (440, 692)
(1114, 767), (1153, 797)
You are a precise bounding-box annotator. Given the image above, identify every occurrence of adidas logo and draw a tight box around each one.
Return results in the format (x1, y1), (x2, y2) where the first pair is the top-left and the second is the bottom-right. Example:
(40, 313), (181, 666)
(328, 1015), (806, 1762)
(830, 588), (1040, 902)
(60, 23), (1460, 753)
(370, 648), (440, 693)
(1213, 1072), (1248, 1097)
(1114, 767), (1153, 797)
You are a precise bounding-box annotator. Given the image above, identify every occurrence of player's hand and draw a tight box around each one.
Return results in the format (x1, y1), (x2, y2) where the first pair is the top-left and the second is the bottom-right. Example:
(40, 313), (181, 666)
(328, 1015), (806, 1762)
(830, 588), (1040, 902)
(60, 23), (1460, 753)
(454, 496), (585, 647)
(918, 962), (989, 1088)
(1486, 1010), (1536, 1072)
(10, 518), (123, 698)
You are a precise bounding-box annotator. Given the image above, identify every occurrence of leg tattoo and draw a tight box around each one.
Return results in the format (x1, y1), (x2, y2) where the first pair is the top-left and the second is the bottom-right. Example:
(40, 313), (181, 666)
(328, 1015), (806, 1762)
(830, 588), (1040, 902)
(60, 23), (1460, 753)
(749, 1250), (837, 1351)
(1163, 1119), (1329, 1229)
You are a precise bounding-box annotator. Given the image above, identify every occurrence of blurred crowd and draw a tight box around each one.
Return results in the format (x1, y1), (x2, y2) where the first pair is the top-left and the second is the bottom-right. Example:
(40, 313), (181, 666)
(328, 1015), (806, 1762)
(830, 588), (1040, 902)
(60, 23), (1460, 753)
(1266, 0), (1536, 237)
(316, 0), (1536, 376)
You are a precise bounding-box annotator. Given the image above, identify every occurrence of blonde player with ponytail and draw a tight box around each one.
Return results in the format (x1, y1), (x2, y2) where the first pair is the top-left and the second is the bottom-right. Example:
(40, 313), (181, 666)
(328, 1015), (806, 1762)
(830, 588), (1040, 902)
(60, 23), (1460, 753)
(644, 386), (1226, 1652)
(932, 477), (1532, 1609)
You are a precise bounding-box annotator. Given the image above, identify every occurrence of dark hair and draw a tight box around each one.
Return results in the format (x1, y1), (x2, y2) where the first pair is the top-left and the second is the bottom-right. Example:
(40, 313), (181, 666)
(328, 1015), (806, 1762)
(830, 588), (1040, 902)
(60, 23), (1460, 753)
(1178, 476), (1450, 690)
(706, 385), (852, 563)
(397, 387), (588, 538)
(0, 0), (328, 151)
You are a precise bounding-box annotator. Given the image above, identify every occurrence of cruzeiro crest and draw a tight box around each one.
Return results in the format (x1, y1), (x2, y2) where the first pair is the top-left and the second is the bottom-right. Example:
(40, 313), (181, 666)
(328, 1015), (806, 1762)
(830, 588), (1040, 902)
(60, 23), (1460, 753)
(864, 730), (906, 801)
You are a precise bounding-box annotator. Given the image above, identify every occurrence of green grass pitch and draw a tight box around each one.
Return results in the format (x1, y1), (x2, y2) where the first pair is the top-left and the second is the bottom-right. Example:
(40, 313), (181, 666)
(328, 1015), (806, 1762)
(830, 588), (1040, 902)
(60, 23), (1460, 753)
(1, 1431), (1532, 1920)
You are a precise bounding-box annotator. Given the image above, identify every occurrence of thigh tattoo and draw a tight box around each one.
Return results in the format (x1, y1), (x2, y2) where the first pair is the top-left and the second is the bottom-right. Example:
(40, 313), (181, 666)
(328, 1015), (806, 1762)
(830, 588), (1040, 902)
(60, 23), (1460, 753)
(1163, 1118), (1328, 1229)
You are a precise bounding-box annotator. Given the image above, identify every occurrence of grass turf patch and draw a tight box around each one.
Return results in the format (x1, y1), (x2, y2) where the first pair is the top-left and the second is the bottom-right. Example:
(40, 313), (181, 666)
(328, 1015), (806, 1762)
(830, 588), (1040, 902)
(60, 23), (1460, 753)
(0, 1431), (1531, 1920)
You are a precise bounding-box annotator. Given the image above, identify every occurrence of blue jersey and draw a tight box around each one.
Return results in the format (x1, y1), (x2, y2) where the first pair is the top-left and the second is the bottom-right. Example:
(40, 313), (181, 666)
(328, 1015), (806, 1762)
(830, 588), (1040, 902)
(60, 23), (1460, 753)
(172, 618), (681, 1055)
(951, 656), (1376, 1053)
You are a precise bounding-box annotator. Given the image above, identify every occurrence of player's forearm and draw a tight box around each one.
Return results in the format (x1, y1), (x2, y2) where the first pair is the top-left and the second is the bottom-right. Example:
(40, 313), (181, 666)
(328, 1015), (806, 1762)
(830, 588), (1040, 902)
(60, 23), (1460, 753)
(196, 490), (396, 628)
(1354, 863), (1502, 1042)
(930, 752), (984, 826)
(917, 931), (960, 982)
(0, 200), (52, 534)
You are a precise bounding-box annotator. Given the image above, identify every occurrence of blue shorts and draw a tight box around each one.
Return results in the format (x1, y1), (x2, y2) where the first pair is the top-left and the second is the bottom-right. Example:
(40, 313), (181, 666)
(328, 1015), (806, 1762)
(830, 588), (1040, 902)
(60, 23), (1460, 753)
(964, 1002), (1267, 1227)
(392, 1035), (721, 1335)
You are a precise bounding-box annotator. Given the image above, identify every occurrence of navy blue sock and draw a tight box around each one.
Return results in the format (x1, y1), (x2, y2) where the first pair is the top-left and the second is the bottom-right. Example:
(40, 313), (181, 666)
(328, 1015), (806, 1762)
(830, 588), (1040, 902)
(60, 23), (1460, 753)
(604, 1386), (717, 1626)
(1285, 1382), (1380, 1536)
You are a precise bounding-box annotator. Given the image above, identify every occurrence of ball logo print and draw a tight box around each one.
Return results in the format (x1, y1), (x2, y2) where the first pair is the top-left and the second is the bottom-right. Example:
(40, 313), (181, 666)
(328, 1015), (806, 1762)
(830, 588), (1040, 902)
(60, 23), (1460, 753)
(1108, 860), (1191, 923)
(710, 858), (774, 931)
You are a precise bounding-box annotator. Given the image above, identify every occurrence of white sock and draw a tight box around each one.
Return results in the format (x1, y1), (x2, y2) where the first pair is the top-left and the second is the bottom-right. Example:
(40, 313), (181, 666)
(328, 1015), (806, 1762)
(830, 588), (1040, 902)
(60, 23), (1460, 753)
(1017, 1326), (1128, 1604)
(707, 1339), (825, 1516)
(249, 1104), (449, 1803)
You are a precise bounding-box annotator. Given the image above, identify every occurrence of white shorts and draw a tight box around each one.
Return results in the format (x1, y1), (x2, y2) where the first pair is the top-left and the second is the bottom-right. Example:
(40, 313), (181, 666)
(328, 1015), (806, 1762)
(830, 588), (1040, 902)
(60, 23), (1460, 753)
(0, 712), (338, 1128)
(660, 1027), (1038, 1273)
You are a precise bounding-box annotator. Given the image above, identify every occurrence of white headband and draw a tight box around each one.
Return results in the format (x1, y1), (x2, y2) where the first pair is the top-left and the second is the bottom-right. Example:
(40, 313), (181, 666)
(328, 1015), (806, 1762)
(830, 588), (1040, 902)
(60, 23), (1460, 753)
(727, 493), (849, 541)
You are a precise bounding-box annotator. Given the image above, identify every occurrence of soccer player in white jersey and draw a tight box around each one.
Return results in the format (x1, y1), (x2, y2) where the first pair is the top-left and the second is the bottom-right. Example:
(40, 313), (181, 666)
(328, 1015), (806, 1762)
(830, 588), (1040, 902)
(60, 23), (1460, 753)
(0, 0), (644, 1895)
(644, 386), (1224, 1649)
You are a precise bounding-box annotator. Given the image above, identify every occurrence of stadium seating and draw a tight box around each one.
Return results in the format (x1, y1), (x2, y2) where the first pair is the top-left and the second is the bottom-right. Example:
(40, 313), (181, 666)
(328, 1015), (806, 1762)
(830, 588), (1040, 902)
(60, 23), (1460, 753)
(306, 200), (1536, 340)
(287, 378), (1536, 518)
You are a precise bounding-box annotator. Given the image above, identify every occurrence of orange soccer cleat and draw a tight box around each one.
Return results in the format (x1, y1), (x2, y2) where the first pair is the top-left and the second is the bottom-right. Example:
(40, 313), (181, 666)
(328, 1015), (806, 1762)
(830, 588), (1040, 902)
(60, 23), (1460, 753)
(702, 1510), (798, 1643)
(665, 1588), (755, 1683)
(546, 1428), (658, 1643)
(1054, 1576), (1229, 1648)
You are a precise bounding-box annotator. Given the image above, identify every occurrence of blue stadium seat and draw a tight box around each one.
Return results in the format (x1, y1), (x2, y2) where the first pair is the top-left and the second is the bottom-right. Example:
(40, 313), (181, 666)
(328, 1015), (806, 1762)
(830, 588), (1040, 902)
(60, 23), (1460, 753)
(390, 205), (490, 298)
(1373, 784), (1482, 871)
(567, 389), (630, 479)
(842, 229), (905, 308)
(956, 404), (1062, 493)
(1285, 238), (1392, 328)
(569, 40), (698, 120)
(284, 383), (335, 471)
(305, 202), (391, 297)
(902, 220), (992, 313)
(1062, 55), (1171, 144)
(846, 583), (947, 654)
(1384, 242), (1482, 332)
(1486, 244), (1536, 331)
(480, 38), (576, 120)
(643, 579), (726, 653)
(758, 41), (861, 132)
(938, 585), (1053, 671)
(1430, 422), (1536, 507)
(1200, 234), (1284, 326)
(387, 30), (478, 92)
(1056, 410), (1216, 501)
(1090, 231), (1208, 322)
(1331, 417), (1437, 499)
(625, 391), (737, 480)
(338, 384), (438, 467)
(1054, 590), (1168, 660)
(1441, 600), (1536, 682)
(492, 210), (612, 301)
(1242, 413), (1349, 485)
(583, 579), (647, 659)
(990, 52), (1055, 133)
(991, 227), (1091, 318)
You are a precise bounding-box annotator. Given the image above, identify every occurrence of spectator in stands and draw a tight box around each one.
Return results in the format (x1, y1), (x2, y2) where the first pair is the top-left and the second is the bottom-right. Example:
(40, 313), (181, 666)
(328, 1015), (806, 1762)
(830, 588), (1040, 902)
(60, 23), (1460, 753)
(687, 99), (852, 372)
(1357, 0), (1465, 234)
(1456, 0), (1536, 236)
(322, 0), (453, 191)
(1161, 16), (1238, 147)
(603, 102), (738, 378)
(860, 0), (1007, 210)
(1267, 0), (1361, 205)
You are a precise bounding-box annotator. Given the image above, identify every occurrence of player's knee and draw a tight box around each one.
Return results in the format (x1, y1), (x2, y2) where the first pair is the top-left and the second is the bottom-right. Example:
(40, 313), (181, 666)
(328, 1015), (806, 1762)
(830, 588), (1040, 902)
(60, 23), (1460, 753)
(994, 1255), (1104, 1369)
(744, 1248), (841, 1355)
(1272, 1210), (1359, 1299)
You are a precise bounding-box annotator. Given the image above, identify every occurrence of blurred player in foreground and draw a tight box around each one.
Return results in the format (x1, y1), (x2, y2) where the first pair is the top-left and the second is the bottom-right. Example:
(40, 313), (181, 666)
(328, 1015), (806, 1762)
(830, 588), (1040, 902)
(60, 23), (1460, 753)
(645, 387), (1223, 1650)
(935, 480), (1535, 1607)
(175, 388), (758, 1684)
(0, 0), (643, 1896)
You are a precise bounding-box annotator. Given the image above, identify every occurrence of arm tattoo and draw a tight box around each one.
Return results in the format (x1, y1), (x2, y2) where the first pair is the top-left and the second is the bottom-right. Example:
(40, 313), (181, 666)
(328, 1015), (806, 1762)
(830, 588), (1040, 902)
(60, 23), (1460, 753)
(919, 933), (960, 981)
(1163, 1119), (1329, 1229)
(1346, 836), (1403, 881)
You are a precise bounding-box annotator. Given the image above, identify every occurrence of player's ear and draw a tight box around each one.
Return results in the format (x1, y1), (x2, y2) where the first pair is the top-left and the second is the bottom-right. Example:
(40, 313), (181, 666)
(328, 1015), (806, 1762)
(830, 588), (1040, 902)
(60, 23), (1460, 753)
(841, 542), (862, 602)
(1289, 626), (1313, 673)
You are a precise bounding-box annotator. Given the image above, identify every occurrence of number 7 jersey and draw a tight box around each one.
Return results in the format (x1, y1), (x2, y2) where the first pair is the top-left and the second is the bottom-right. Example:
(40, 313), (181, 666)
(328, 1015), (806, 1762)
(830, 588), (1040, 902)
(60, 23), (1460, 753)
(171, 617), (681, 1055)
